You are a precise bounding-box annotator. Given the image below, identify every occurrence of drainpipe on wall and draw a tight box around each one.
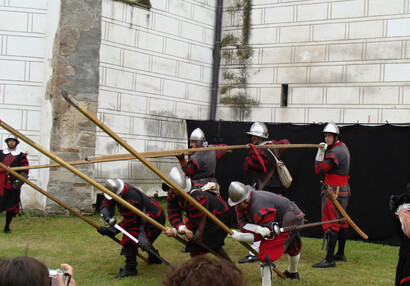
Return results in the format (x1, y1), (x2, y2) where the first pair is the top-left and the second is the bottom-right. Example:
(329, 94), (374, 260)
(210, 0), (223, 121)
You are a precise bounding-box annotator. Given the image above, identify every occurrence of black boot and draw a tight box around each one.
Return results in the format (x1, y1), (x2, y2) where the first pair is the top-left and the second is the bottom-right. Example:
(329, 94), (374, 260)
(115, 245), (138, 278)
(4, 212), (14, 233)
(313, 230), (337, 268)
(147, 247), (162, 264)
(335, 228), (347, 262)
(283, 270), (300, 279)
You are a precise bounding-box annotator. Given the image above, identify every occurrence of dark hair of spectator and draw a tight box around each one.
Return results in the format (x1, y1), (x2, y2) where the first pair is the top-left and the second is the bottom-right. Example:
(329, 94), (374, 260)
(162, 255), (246, 286)
(0, 256), (50, 286)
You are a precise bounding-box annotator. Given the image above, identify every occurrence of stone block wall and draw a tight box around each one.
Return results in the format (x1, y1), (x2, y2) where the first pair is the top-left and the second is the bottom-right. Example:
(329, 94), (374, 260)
(98, 0), (217, 194)
(219, 0), (410, 123)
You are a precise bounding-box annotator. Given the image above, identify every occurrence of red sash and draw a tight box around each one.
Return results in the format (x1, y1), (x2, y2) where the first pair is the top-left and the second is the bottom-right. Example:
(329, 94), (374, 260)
(324, 173), (349, 186)
(0, 153), (18, 196)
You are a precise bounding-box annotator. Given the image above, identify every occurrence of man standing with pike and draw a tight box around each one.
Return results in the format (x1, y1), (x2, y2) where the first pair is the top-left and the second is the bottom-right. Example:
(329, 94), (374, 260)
(239, 121), (290, 264)
(313, 123), (350, 268)
(0, 134), (29, 233)
(176, 128), (227, 189)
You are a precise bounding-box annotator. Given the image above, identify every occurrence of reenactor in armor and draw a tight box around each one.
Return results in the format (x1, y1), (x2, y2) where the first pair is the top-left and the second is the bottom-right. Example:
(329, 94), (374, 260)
(176, 128), (227, 189)
(240, 122), (290, 264)
(163, 167), (231, 261)
(98, 179), (166, 278)
(228, 181), (304, 284)
(0, 134), (29, 233)
(312, 123), (351, 268)
(244, 122), (290, 194)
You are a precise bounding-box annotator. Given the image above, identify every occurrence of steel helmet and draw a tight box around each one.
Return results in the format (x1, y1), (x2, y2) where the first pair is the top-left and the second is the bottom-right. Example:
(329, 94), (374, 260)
(246, 122), (269, 139)
(190, 128), (206, 142)
(4, 134), (20, 144)
(104, 178), (124, 200)
(162, 167), (192, 193)
(228, 181), (253, 206)
(323, 123), (340, 135)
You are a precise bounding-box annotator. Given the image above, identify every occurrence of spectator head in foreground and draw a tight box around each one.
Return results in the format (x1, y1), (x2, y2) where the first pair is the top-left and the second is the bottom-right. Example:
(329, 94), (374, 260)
(161, 255), (245, 286)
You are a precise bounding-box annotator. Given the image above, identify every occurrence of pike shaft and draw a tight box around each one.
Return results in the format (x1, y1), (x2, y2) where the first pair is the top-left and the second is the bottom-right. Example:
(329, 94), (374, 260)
(280, 218), (346, 233)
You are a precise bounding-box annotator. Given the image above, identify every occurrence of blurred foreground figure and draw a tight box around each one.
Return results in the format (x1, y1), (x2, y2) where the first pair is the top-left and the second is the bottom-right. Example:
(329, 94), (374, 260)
(161, 255), (245, 286)
(0, 256), (75, 286)
(390, 182), (410, 286)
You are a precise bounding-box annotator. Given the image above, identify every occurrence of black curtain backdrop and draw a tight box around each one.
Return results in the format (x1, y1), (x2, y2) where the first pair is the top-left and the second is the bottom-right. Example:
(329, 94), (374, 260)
(186, 120), (410, 245)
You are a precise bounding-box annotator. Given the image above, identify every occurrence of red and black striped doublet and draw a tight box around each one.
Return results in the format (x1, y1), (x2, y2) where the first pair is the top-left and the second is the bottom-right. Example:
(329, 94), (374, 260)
(0, 150), (29, 213)
(244, 139), (289, 192)
(100, 184), (165, 246)
(167, 189), (230, 252)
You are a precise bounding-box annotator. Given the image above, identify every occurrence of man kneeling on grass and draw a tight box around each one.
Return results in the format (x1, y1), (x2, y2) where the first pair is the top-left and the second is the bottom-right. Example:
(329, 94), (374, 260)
(97, 178), (166, 278)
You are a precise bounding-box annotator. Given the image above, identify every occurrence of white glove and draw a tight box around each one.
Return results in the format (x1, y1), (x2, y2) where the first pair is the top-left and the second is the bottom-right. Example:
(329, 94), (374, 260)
(229, 230), (255, 243)
(177, 225), (188, 234)
(254, 226), (271, 237)
(315, 142), (327, 161)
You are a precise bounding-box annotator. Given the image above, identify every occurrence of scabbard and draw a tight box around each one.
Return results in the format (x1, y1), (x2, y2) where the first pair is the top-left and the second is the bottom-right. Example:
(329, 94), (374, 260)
(114, 224), (174, 268)
(323, 182), (368, 239)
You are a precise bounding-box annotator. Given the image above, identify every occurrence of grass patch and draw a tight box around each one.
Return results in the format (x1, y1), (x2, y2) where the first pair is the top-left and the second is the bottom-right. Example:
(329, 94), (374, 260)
(0, 210), (398, 285)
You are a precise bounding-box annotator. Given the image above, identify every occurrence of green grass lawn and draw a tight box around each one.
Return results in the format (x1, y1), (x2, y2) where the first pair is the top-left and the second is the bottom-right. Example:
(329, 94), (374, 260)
(0, 211), (398, 286)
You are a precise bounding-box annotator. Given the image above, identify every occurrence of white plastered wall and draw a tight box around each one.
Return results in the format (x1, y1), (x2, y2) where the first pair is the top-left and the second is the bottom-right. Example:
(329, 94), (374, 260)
(220, 0), (410, 123)
(98, 0), (217, 194)
(0, 0), (60, 210)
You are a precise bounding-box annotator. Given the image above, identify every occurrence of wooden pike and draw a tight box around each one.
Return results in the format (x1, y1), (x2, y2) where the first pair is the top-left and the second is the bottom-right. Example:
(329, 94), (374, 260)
(0, 119), (187, 248)
(84, 142), (321, 164)
(0, 161), (151, 263)
(10, 150), (196, 172)
(11, 144), (321, 172)
(62, 92), (287, 278)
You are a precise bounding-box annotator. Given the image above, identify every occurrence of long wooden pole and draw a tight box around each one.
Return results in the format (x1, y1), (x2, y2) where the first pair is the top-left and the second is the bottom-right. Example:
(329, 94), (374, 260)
(61, 93), (260, 255)
(12, 143), (321, 172)
(88, 143), (321, 161)
(0, 119), (187, 248)
(0, 162), (150, 262)
(85, 143), (321, 163)
(10, 150), (196, 172)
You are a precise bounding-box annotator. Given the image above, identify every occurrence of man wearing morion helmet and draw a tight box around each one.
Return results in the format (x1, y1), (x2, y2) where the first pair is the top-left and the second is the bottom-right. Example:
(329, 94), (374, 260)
(312, 123), (351, 268)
